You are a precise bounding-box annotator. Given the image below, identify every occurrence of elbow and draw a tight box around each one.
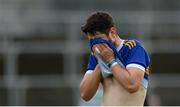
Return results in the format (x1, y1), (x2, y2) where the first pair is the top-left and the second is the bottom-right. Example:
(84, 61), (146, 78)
(80, 92), (92, 101)
(127, 86), (138, 93)
(126, 84), (140, 93)
(124, 77), (141, 93)
(80, 83), (92, 101)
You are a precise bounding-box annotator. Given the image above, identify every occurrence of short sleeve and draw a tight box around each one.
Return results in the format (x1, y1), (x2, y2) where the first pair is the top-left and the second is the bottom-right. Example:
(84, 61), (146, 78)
(126, 46), (150, 70)
(87, 54), (97, 71)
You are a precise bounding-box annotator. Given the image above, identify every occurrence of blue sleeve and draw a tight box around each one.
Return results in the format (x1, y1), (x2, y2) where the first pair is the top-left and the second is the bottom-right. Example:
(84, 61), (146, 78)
(126, 46), (150, 68)
(87, 54), (97, 70)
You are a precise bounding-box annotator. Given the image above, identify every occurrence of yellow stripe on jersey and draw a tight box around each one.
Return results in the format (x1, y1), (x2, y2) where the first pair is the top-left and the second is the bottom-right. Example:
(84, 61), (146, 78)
(127, 42), (134, 48)
(145, 66), (150, 75)
(124, 40), (136, 49)
(132, 40), (136, 46)
(124, 43), (131, 49)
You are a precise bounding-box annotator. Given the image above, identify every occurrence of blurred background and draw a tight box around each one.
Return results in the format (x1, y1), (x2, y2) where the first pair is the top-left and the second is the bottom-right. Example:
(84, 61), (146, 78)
(0, 0), (180, 106)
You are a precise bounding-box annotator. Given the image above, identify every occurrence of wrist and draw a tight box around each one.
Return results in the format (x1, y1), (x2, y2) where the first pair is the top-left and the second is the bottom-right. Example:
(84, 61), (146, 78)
(107, 59), (118, 68)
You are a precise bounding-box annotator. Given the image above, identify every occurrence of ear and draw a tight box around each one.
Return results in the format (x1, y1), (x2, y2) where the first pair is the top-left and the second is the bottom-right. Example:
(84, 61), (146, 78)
(110, 27), (117, 34)
(109, 32), (115, 42)
(109, 27), (117, 42)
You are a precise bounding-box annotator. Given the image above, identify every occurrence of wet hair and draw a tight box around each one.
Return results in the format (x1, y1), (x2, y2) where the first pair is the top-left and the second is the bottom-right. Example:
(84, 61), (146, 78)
(81, 11), (115, 36)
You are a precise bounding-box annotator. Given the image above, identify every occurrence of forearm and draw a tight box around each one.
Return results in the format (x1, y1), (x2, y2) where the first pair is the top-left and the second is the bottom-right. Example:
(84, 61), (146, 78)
(111, 64), (141, 93)
(80, 65), (102, 101)
(91, 42), (144, 93)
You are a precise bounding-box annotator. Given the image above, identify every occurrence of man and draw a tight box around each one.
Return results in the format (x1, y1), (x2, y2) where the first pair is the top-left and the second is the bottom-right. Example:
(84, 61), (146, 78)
(80, 11), (150, 106)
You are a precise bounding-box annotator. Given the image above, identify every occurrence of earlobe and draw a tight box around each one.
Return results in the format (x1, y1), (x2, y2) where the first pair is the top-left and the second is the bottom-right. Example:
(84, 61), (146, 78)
(109, 33), (115, 42)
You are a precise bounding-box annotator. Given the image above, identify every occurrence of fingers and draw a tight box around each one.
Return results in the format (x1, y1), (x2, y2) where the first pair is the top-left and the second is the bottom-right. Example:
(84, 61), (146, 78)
(92, 45), (101, 54)
(101, 43), (113, 53)
(92, 43), (115, 62)
(98, 44), (105, 49)
(93, 43), (113, 55)
(101, 43), (109, 50)
(96, 44), (103, 52)
(95, 46), (100, 54)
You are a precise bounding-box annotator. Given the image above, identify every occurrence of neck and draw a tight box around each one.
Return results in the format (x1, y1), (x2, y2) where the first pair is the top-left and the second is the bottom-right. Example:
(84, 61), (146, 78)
(115, 35), (122, 48)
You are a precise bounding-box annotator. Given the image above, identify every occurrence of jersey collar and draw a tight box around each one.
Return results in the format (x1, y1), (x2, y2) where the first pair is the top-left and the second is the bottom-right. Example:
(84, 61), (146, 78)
(116, 40), (124, 51)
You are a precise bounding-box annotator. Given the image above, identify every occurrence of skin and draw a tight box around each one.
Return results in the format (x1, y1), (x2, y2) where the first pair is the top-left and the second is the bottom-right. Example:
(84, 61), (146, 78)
(80, 27), (146, 105)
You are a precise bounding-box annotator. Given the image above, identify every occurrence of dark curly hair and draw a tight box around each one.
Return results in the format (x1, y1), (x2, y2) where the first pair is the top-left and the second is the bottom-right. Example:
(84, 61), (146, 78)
(81, 11), (115, 36)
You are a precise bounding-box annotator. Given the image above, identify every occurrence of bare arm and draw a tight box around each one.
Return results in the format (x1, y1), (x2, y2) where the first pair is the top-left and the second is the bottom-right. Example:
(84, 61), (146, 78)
(111, 64), (144, 93)
(80, 65), (102, 101)
(95, 43), (144, 93)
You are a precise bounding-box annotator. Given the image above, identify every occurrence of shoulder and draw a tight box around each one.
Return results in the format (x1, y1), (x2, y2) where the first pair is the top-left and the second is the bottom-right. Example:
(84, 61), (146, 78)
(123, 39), (150, 71)
(123, 39), (150, 59)
(123, 39), (144, 49)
